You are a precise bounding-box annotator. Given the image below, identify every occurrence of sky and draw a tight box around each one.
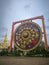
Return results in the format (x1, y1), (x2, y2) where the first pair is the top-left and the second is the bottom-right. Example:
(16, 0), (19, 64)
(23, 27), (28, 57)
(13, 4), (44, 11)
(0, 0), (49, 45)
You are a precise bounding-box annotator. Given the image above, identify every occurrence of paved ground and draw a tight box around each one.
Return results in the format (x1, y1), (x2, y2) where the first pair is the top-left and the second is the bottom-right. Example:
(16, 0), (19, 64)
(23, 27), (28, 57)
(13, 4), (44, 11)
(0, 56), (49, 65)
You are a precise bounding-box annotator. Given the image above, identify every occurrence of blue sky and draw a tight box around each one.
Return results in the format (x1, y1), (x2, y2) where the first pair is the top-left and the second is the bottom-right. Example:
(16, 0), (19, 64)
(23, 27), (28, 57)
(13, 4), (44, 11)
(0, 0), (49, 45)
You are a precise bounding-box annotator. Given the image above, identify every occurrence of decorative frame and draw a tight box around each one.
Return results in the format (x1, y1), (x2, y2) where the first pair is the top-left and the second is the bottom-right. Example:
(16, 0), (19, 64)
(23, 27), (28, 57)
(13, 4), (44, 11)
(10, 16), (48, 52)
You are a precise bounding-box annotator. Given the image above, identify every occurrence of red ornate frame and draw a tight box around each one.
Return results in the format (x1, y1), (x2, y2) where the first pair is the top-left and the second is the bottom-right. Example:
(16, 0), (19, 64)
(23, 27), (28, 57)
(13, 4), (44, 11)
(10, 16), (48, 52)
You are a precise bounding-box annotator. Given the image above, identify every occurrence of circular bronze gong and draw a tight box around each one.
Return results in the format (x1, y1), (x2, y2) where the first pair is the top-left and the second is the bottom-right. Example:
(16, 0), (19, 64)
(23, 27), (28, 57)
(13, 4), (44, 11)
(14, 22), (42, 52)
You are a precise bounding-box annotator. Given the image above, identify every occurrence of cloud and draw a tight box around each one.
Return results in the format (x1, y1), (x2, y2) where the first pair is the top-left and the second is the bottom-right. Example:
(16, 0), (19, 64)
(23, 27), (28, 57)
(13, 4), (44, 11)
(0, 27), (8, 38)
(0, 27), (7, 32)
(24, 5), (31, 9)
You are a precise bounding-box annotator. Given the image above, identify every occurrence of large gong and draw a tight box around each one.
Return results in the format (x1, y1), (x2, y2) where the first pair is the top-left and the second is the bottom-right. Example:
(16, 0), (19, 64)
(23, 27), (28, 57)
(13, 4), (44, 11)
(14, 22), (42, 52)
